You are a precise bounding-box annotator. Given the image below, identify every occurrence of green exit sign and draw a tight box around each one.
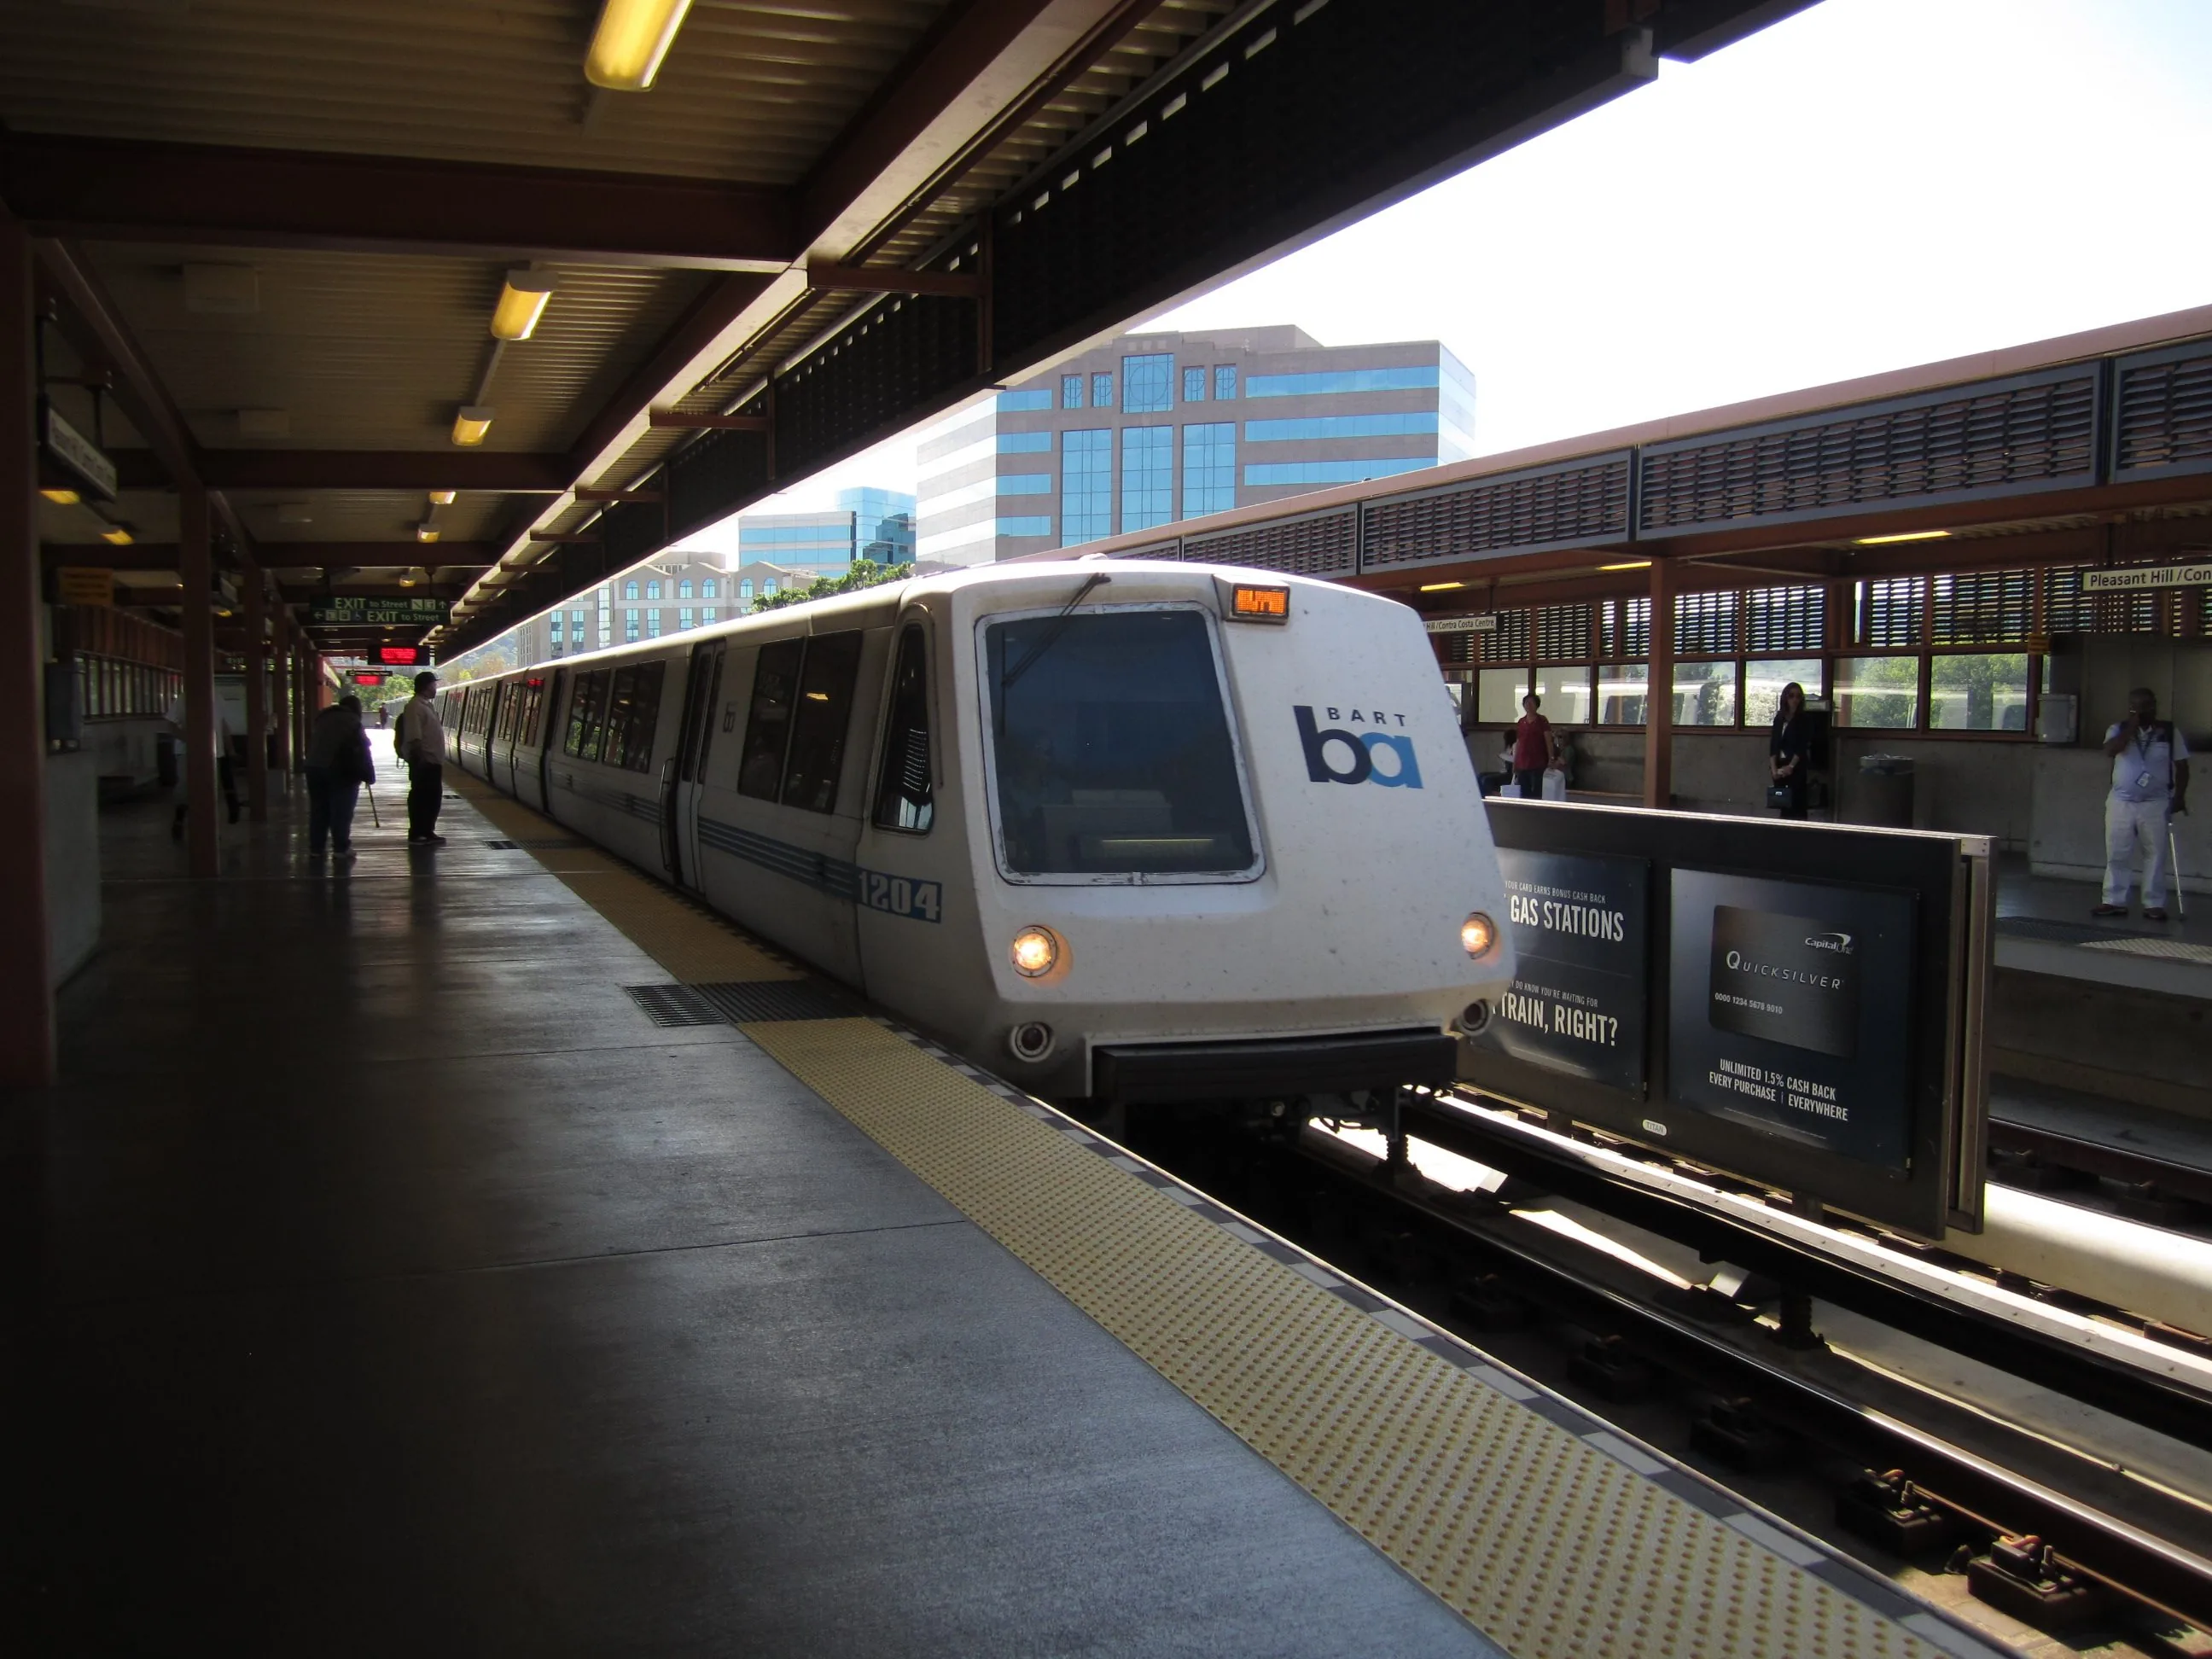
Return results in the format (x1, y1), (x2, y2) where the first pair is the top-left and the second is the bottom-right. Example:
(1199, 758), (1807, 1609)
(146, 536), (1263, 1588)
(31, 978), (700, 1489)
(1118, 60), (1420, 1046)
(308, 596), (448, 625)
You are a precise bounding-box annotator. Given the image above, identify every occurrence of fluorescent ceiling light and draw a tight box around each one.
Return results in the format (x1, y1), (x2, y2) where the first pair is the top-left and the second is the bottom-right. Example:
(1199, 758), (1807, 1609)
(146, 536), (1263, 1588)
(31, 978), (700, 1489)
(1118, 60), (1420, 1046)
(1598, 560), (1652, 571)
(41, 487), (81, 505)
(451, 406), (495, 446)
(1856, 529), (1951, 545)
(1418, 580), (1464, 591)
(428, 489), (457, 505)
(585, 0), (696, 90)
(416, 525), (441, 544)
(490, 271), (558, 341)
(100, 526), (134, 546)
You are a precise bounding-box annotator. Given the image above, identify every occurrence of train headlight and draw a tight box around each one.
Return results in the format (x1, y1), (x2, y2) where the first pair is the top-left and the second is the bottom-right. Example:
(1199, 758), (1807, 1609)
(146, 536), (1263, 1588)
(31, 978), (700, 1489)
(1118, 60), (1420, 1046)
(1461, 912), (1498, 958)
(1010, 925), (1060, 978)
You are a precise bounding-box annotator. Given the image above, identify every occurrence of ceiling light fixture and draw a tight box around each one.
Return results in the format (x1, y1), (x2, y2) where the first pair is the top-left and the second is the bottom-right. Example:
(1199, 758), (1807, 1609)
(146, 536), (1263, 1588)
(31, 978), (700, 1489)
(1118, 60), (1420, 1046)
(1418, 580), (1464, 592)
(100, 526), (134, 546)
(1856, 528), (1951, 545)
(40, 487), (81, 505)
(416, 525), (441, 544)
(428, 489), (457, 505)
(490, 271), (558, 341)
(451, 405), (495, 446)
(1598, 560), (1653, 571)
(585, 0), (696, 90)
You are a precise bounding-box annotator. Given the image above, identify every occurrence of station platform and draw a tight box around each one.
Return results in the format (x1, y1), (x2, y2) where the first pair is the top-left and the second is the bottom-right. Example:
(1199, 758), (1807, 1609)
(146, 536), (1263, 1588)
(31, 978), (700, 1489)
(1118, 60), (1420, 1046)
(2, 747), (1992, 1657)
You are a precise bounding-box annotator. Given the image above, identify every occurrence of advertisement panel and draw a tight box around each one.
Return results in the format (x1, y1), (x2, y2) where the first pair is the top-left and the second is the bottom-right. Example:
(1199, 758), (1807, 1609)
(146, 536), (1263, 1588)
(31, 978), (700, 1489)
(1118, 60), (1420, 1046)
(1476, 848), (1647, 1093)
(1666, 869), (1917, 1172)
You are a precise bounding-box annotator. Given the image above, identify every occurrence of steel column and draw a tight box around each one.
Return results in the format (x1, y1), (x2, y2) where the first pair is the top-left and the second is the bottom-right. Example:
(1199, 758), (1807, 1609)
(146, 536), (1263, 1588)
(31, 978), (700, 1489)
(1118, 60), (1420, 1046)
(242, 573), (269, 821)
(0, 204), (55, 1086)
(179, 484), (218, 876)
(1643, 556), (1675, 810)
(270, 619), (291, 792)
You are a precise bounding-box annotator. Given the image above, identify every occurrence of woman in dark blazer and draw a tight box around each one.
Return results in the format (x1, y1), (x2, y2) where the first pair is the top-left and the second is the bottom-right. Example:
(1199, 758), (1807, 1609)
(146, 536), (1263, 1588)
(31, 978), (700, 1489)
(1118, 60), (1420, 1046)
(1768, 681), (1811, 819)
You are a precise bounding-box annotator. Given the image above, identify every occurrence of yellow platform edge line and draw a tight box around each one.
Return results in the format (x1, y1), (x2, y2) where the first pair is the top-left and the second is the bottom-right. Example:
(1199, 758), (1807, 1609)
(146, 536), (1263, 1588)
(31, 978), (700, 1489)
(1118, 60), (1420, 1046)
(739, 1018), (1945, 1659)
(441, 767), (1947, 1659)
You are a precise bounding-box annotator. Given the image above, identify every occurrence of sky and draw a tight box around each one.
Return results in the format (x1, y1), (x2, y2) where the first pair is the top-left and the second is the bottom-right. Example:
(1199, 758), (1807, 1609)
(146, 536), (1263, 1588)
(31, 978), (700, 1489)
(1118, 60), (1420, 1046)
(678, 0), (2212, 544)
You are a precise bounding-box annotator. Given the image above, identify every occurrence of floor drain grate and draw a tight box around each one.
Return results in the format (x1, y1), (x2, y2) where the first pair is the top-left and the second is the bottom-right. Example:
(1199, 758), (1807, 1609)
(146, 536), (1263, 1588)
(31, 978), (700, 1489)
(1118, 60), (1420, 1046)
(623, 984), (726, 1027)
(1996, 916), (2166, 946)
(485, 839), (521, 849)
(695, 980), (854, 1022)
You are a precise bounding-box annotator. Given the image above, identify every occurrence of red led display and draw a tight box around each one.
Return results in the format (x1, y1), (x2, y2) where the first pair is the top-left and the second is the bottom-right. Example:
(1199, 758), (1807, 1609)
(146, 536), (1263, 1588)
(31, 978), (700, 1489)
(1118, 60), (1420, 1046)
(352, 672), (384, 685)
(377, 646), (422, 665)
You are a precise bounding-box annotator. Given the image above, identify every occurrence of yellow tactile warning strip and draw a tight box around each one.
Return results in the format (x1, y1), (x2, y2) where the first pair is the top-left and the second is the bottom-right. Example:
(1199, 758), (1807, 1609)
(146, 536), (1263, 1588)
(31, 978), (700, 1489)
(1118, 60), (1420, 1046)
(446, 770), (800, 983)
(441, 763), (1991, 1659)
(739, 1018), (1975, 1659)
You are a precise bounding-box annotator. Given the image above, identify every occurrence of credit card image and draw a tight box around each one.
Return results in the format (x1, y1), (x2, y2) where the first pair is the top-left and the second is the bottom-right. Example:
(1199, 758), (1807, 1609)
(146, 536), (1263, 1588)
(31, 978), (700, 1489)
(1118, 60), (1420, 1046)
(1707, 904), (1859, 1059)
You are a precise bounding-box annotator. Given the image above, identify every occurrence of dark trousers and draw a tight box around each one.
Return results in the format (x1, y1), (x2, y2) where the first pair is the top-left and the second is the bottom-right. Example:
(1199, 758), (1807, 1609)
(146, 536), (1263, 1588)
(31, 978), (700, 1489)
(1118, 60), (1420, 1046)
(407, 760), (443, 840)
(1513, 766), (1547, 800)
(306, 767), (362, 853)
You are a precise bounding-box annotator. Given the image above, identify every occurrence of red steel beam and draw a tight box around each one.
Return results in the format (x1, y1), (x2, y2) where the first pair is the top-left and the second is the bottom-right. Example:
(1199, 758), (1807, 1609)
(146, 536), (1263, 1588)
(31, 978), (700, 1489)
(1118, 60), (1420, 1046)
(111, 451), (573, 492)
(1, 135), (795, 271)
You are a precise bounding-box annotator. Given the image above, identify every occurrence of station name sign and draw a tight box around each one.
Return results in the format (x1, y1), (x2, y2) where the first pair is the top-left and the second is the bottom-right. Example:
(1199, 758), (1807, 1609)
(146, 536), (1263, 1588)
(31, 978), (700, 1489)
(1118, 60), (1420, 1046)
(1423, 614), (1499, 635)
(44, 406), (118, 501)
(2081, 562), (2212, 592)
(308, 596), (448, 625)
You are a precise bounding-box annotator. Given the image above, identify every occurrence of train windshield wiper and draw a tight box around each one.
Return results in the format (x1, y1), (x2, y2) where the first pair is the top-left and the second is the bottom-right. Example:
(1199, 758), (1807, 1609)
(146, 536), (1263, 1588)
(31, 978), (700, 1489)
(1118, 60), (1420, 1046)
(998, 573), (1111, 717)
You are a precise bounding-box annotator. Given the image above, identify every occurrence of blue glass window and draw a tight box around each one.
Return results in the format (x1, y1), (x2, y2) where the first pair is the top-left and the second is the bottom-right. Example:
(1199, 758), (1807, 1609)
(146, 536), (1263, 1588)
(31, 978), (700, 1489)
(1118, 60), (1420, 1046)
(648, 609), (663, 637)
(572, 608), (586, 629)
(1121, 426), (1173, 532)
(623, 579), (639, 600)
(701, 607), (718, 623)
(678, 607), (696, 630)
(550, 614), (563, 643)
(998, 473), (1053, 495)
(1091, 372), (1115, 408)
(1243, 457), (1434, 486)
(1062, 375), (1085, 409)
(1182, 423), (1236, 518)
(1244, 365), (1440, 398)
(997, 388), (1053, 412)
(998, 515), (1054, 538)
(1214, 364), (1237, 400)
(624, 608), (640, 642)
(1121, 354), (1173, 414)
(739, 580), (754, 600)
(1243, 411), (1440, 442)
(1061, 428), (1112, 545)
(1182, 366), (1208, 403)
(762, 580), (778, 596)
(998, 431), (1053, 453)
(701, 578), (718, 599)
(678, 579), (694, 600)
(645, 579), (662, 600)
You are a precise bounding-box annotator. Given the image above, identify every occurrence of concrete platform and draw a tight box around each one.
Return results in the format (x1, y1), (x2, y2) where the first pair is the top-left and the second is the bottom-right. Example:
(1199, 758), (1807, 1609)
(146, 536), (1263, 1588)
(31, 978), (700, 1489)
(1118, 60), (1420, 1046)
(0, 771), (1489, 1657)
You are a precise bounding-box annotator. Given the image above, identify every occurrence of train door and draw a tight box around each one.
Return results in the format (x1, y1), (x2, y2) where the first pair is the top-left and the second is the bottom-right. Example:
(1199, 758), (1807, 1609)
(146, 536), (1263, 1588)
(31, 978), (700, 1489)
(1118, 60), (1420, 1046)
(663, 639), (724, 888)
(538, 668), (566, 814)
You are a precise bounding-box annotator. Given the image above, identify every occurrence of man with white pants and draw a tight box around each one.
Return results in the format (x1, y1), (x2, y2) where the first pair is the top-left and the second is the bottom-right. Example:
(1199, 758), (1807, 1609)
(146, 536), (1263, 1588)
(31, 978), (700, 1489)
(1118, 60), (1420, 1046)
(2095, 687), (2189, 922)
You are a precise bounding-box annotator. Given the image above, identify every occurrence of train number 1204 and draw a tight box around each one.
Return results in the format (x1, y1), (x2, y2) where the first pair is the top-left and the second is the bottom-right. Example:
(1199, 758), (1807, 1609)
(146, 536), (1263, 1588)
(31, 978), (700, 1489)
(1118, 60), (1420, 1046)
(859, 870), (943, 923)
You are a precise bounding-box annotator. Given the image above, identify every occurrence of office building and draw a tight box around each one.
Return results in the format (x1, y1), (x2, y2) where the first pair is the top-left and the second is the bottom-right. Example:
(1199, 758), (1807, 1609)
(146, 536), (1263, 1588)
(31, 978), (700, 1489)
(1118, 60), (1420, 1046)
(916, 327), (1474, 565)
(736, 486), (917, 578)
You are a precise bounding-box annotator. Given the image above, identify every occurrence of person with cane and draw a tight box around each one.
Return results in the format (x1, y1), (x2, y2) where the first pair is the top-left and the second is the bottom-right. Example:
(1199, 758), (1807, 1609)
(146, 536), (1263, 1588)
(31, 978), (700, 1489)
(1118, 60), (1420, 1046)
(2093, 687), (2189, 922)
(303, 694), (375, 864)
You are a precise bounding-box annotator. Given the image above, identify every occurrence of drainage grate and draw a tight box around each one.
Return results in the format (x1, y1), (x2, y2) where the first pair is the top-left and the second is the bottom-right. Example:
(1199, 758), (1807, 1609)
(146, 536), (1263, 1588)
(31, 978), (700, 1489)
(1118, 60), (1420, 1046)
(1995, 916), (2165, 946)
(623, 984), (727, 1027)
(485, 839), (521, 849)
(695, 980), (854, 1022)
(2081, 936), (2212, 964)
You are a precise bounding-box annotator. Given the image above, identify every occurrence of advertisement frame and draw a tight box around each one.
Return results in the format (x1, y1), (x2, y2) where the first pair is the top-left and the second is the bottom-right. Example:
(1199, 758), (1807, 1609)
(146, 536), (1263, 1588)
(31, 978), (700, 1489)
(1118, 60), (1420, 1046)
(1465, 801), (1994, 1241)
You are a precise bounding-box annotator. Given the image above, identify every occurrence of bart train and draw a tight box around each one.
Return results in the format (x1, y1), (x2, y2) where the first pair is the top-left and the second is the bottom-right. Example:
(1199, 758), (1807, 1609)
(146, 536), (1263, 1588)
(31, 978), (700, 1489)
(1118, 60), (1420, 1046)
(441, 558), (1515, 1106)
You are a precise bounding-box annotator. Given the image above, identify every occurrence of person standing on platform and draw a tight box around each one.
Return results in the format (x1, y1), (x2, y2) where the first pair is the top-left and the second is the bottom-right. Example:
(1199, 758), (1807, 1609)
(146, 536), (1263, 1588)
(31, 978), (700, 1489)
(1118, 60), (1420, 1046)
(303, 694), (375, 864)
(393, 671), (448, 846)
(1767, 680), (1812, 820)
(2095, 687), (2189, 922)
(166, 690), (242, 841)
(1511, 692), (1556, 800)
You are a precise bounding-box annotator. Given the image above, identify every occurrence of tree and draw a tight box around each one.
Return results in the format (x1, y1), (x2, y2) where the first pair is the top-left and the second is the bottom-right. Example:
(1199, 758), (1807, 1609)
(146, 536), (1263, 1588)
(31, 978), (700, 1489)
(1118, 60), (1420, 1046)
(751, 558), (910, 613)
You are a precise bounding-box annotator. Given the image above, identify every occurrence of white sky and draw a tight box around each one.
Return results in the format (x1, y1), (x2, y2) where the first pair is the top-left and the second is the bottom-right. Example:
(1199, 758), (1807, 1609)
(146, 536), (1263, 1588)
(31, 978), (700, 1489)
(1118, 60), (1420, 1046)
(684, 0), (2212, 545)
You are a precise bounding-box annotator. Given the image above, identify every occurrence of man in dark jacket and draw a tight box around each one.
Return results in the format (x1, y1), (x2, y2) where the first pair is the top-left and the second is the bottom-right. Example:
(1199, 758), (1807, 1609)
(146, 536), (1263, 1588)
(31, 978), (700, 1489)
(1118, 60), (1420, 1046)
(304, 695), (375, 864)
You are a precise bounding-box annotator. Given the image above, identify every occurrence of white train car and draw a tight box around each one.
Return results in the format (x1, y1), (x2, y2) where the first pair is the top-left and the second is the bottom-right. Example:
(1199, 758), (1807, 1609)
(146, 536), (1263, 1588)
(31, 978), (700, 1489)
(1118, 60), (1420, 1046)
(442, 559), (1515, 1107)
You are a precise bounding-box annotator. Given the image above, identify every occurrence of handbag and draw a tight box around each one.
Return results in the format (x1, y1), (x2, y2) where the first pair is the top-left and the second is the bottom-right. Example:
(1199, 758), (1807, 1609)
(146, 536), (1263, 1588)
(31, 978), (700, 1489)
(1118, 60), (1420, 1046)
(1766, 783), (1794, 809)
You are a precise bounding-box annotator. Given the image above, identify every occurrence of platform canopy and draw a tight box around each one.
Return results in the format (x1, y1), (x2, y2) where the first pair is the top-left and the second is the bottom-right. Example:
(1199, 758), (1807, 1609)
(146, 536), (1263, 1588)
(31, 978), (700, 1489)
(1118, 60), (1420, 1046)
(3, 0), (1808, 657)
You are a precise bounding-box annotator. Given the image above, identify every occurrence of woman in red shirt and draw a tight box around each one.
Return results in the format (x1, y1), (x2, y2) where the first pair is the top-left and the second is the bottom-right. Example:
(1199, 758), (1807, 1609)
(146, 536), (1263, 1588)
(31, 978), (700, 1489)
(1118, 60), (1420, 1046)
(1512, 693), (1556, 800)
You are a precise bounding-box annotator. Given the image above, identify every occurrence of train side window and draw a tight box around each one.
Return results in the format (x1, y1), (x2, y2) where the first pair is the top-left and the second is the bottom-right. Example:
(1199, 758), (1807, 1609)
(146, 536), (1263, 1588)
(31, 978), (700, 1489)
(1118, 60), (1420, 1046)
(565, 671), (608, 760)
(780, 631), (864, 814)
(871, 626), (934, 833)
(738, 639), (804, 800)
(619, 661), (665, 773)
(601, 667), (642, 768)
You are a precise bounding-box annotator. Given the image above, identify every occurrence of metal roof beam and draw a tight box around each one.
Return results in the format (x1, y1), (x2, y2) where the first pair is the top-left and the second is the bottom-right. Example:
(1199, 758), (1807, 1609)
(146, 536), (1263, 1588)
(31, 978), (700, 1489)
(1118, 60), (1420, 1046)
(112, 451), (572, 492)
(2, 136), (795, 271)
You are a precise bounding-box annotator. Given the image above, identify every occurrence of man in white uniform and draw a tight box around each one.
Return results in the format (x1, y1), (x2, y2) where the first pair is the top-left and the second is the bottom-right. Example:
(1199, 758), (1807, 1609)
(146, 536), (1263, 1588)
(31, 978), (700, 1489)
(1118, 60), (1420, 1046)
(392, 670), (448, 846)
(2095, 687), (2189, 922)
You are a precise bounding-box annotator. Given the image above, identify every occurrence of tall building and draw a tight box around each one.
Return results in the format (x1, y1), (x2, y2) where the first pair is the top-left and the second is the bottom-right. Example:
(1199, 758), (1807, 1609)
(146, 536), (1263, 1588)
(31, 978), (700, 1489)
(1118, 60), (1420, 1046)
(916, 327), (1474, 566)
(736, 486), (917, 578)
(508, 548), (741, 667)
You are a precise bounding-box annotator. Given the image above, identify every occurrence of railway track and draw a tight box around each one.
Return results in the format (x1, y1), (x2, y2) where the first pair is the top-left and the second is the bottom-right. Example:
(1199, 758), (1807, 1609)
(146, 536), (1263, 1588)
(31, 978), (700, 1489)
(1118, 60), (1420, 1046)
(1116, 1094), (2212, 1659)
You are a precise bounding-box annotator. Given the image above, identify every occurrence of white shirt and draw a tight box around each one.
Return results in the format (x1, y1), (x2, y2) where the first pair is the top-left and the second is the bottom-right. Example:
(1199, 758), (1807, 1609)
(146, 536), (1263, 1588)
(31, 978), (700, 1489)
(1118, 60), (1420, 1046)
(2107, 720), (2188, 805)
(164, 695), (240, 755)
(396, 695), (448, 765)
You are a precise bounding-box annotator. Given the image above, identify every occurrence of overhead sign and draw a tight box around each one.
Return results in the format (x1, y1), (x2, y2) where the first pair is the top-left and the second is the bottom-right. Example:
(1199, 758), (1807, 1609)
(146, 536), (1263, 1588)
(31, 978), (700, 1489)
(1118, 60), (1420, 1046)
(1474, 849), (1648, 1094)
(1423, 614), (1499, 635)
(2080, 562), (2212, 592)
(352, 672), (385, 686)
(1665, 869), (1918, 1173)
(308, 596), (447, 626)
(43, 406), (118, 501)
(376, 645), (423, 665)
(55, 567), (115, 608)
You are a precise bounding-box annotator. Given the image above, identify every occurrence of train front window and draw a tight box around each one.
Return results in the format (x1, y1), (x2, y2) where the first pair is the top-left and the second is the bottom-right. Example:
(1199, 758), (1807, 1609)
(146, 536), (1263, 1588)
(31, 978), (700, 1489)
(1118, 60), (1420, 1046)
(983, 607), (1256, 879)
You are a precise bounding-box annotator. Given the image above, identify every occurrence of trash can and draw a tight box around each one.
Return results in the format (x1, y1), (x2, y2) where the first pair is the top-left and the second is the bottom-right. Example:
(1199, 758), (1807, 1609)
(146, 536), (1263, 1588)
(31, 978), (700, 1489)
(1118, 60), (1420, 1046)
(1856, 754), (1914, 828)
(156, 731), (178, 788)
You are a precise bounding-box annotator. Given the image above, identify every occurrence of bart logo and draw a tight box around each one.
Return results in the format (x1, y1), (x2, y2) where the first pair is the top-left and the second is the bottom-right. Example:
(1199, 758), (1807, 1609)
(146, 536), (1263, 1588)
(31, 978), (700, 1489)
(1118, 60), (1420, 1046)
(1295, 706), (1423, 789)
